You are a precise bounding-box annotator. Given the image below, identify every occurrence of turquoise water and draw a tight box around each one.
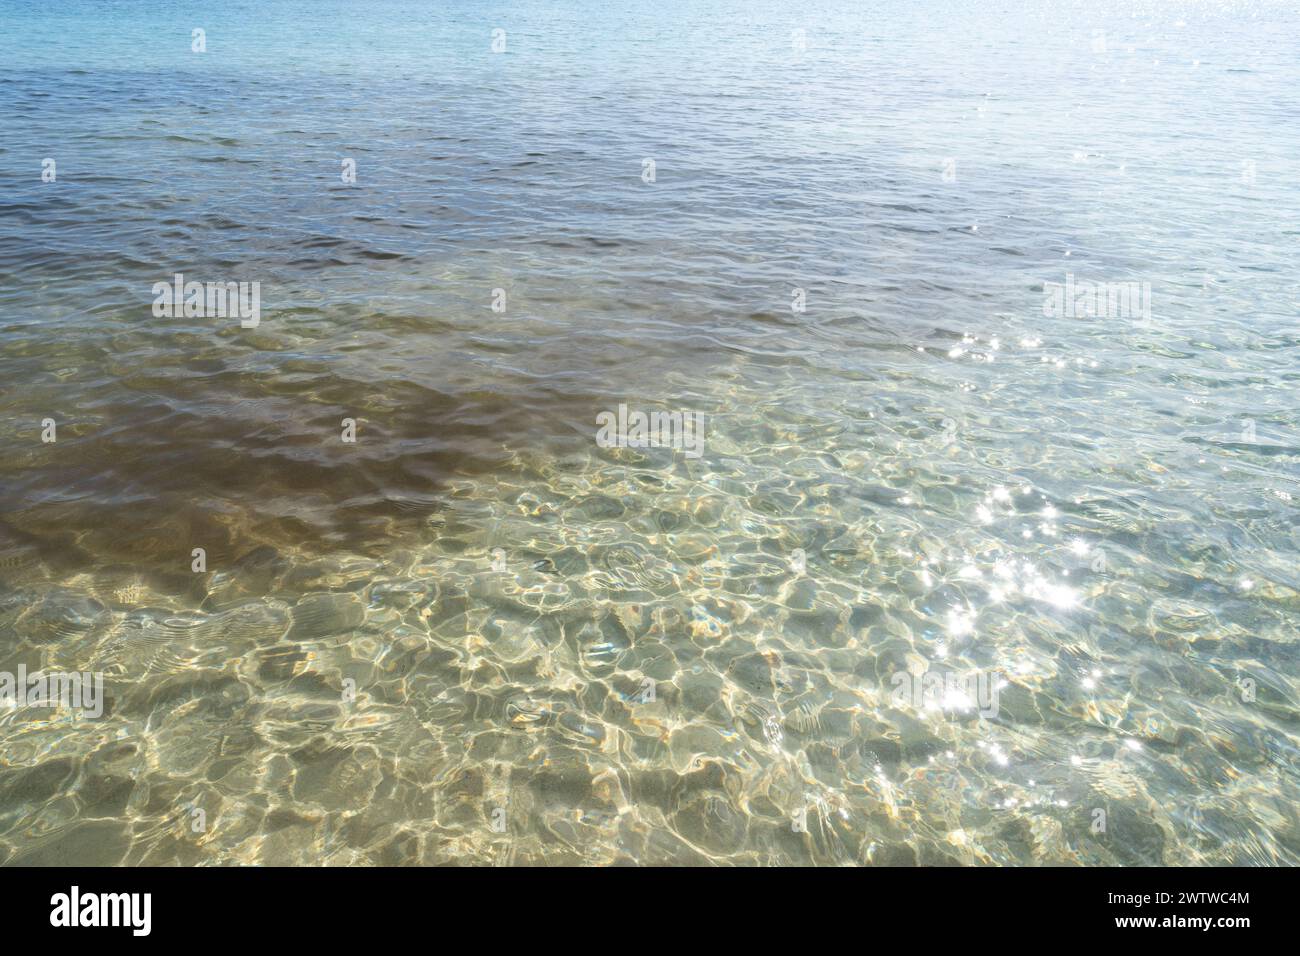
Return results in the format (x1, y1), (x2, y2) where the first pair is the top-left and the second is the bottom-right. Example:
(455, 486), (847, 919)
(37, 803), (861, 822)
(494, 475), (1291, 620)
(1, 0), (1298, 865)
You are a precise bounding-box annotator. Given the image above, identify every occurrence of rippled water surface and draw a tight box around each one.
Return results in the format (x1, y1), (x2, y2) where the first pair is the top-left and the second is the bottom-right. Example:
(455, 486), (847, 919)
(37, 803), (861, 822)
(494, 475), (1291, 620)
(1, 0), (1298, 865)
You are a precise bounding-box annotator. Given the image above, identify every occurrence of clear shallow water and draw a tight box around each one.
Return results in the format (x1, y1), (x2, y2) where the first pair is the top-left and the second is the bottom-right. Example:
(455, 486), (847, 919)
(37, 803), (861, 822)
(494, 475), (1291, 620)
(1, 0), (1298, 865)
